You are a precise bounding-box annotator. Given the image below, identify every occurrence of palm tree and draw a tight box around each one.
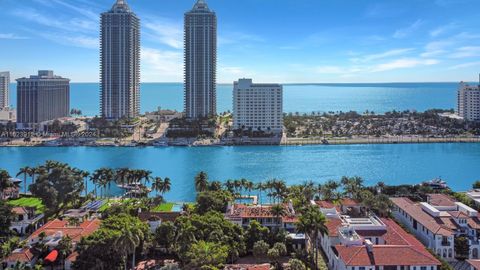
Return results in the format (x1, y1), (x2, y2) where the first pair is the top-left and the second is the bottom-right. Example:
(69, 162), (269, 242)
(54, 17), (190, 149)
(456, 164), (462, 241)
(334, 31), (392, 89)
(296, 205), (328, 270)
(92, 168), (114, 198)
(194, 171), (208, 192)
(16, 166), (31, 194)
(270, 204), (286, 226)
(341, 176), (364, 200)
(115, 226), (144, 270)
(79, 170), (90, 197)
(152, 177), (164, 198)
(57, 235), (72, 270)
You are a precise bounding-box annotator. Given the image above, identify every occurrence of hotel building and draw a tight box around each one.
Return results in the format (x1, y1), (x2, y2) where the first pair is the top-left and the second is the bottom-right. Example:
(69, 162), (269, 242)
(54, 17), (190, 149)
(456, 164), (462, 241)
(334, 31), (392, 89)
(391, 194), (480, 261)
(16, 70), (70, 129)
(184, 0), (217, 119)
(0, 71), (9, 109)
(100, 0), (140, 120)
(458, 80), (480, 122)
(315, 199), (440, 270)
(233, 79), (283, 134)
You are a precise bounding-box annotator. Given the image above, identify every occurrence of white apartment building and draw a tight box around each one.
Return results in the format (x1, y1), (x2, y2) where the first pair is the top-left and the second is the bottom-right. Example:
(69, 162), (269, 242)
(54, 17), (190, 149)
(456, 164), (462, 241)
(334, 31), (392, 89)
(233, 79), (283, 134)
(458, 80), (480, 122)
(391, 194), (480, 261)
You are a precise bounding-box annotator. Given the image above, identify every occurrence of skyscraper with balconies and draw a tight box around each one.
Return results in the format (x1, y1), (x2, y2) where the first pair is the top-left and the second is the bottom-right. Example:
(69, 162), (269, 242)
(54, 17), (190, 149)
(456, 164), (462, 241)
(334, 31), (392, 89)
(184, 0), (217, 119)
(100, 0), (140, 120)
(0, 71), (9, 110)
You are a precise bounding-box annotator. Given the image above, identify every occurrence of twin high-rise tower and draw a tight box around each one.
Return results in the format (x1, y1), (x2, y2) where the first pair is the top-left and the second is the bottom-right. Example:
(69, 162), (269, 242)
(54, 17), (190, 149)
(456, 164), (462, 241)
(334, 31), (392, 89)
(184, 0), (217, 119)
(100, 0), (140, 120)
(100, 0), (216, 120)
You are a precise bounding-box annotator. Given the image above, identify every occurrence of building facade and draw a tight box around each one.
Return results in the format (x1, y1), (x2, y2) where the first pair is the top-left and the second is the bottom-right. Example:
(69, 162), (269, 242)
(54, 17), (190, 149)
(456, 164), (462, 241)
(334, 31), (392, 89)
(315, 200), (440, 270)
(391, 194), (480, 261)
(100, 0), (140, 120)
(0, 71), (9, 109)
(233, 79), (283, 134)
(458, 81), (480, 122)
(184, 0), (217, 119)
(16, 70), (70, 129)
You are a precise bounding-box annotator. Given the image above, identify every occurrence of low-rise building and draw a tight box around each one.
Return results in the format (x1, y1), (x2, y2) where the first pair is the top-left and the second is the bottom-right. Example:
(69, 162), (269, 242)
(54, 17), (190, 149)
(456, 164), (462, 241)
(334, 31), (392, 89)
(10, 206), (44, 235)
(3, 248), (37, 269)
(391, 194), (480, 261)
(225, 203), (298, 233)
(145, 108), (184, 122)
(318, 201), (440, 270)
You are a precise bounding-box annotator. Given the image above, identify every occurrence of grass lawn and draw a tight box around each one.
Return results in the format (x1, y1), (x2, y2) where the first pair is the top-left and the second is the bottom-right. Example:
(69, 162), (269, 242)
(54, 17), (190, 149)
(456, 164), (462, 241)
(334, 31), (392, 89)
(8, 197), (45, 214)
(152, 203), (174, 212)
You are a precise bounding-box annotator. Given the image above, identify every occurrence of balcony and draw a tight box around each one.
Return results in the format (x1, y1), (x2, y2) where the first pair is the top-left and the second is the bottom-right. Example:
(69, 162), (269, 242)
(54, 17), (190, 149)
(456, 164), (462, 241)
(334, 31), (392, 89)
(441, 241), (451, 246)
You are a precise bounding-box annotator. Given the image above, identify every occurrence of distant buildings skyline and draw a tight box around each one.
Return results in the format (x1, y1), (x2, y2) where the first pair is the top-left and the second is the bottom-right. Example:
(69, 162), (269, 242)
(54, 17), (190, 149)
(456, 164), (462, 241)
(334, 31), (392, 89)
(184, 0), (217, 119)
(100, 0), (140, 120)
(16, 70), (70, 128)
(0, 72), (9, 110)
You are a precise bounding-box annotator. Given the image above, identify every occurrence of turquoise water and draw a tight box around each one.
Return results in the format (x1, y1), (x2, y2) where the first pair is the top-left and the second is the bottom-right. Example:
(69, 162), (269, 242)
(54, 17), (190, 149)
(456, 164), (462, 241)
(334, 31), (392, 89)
(1, 144), (479, 201)
(9, 82), (458, 116)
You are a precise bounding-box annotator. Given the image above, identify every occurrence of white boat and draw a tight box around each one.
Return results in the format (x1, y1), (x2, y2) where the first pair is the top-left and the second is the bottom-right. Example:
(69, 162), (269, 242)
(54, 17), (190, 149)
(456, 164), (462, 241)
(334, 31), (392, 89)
(422, 178), (448, 189)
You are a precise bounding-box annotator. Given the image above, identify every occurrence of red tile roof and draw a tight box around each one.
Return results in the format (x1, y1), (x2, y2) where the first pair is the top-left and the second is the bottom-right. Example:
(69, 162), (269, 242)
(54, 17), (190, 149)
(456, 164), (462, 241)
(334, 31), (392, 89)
(467, 260), (480, 270)
(5, 248), (35, 263)
(332, 218), (440, 267)
(427, 194), (456, 207)
(12, 207), (28, 215)
(326, 218), (343, 237)
(224, 264), (271, 270)
(29, 218), (100, 243)
(341, 198), (360, 207)
(227, 204), (298, 223)
(390, 197), (454, 236)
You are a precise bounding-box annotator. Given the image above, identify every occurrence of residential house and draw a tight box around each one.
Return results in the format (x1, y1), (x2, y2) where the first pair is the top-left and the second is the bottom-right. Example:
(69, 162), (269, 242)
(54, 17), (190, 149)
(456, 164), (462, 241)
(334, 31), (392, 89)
(10, 207), (44, 235)
(391, 194), (480, 261)
(317, 200), (440, 270)
(225, 203), (298, 233)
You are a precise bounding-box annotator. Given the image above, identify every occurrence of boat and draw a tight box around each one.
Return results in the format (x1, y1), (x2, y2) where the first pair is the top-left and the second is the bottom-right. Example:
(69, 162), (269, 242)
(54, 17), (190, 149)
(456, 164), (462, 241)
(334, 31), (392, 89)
(421, 178), (449, 190)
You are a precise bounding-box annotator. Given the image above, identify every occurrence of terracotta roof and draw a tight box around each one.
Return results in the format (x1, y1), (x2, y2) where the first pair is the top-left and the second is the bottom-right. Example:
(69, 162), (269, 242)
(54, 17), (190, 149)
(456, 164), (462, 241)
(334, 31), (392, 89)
(224, 264), (271, 270)
(29, 218), (100, 243)
(5, 248), (35, 263)
(12, 207), (28, 215)
(332, 218), (440, 267)
(427, 194), (456, 207)
(467, 260), (480, 270)
(390, 197), (454, 236)
(226, 204), (298, 223)
(341, 198), (360, 207)
(326, 218), (343, 237)
(336, 245), (440, 266)
(468, 216), (480, 229)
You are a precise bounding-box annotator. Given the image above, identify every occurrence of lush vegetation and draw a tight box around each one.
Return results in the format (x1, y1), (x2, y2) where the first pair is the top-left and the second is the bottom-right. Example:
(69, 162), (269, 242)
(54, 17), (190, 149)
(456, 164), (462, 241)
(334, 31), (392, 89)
(284, 109), (480, 138)
(87, 117), (136, 138)
(7, 197), (45, 214)
(166, 117), (216, 138)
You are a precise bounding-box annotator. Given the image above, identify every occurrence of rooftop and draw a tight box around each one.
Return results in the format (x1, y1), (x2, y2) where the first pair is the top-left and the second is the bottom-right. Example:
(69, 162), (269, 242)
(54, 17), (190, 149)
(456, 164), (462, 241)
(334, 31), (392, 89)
(333, 218), (440, 266)
(28, 218), (100, 243)
(226, 204), (298, 223)
(4, 248), (35, 263)
(391, 196), (480, 236)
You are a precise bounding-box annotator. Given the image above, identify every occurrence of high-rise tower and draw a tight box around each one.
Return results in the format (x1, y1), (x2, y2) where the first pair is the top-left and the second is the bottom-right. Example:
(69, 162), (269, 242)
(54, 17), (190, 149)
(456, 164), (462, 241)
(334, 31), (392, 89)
(100, 0), (140, 119)
(0, 72), (9, 110)
(184, 0), (217, 119)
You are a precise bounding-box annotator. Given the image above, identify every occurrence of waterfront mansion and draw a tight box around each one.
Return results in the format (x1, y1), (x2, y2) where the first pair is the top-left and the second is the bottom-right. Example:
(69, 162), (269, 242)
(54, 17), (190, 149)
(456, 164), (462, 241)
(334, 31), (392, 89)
(314, 199), (440, 270)
(391, 194), (480, 261)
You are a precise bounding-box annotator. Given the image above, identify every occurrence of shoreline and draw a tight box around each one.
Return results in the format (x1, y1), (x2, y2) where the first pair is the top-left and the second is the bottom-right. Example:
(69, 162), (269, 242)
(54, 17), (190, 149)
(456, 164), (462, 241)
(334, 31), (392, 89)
(1, 135), (479, 147)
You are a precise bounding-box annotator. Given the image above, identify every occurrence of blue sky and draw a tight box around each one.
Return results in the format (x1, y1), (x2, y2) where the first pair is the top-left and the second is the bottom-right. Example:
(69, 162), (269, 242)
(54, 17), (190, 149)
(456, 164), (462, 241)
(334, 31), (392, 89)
(1, 0), (480, 83)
